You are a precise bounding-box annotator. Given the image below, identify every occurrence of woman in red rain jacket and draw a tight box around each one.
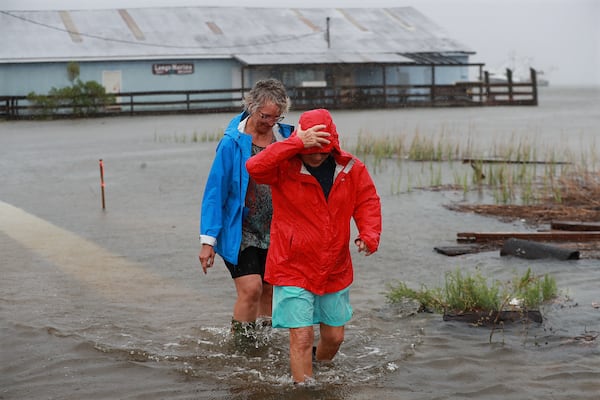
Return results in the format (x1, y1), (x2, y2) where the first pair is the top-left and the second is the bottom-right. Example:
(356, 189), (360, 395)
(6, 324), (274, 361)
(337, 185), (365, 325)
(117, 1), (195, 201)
(246, 108), (382, 384)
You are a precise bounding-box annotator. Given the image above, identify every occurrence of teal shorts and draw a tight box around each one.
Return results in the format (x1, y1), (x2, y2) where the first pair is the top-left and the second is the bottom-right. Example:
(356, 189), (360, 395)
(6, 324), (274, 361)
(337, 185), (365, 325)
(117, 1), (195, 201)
(272, 286), (353, 328)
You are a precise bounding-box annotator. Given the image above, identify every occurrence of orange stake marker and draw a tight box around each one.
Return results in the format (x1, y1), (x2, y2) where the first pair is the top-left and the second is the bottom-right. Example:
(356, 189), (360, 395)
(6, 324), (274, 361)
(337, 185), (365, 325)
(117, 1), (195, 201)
(99, 159), (106, 209)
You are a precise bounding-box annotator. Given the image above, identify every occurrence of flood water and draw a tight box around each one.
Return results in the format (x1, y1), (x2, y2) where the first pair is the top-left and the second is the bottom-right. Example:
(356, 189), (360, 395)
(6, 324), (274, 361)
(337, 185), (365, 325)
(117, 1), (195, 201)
(1, 87), (599, 399)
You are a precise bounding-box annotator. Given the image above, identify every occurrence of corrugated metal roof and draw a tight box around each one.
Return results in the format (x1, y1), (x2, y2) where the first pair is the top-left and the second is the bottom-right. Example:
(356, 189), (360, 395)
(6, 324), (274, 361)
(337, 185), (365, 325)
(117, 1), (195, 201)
(0, 6), (474, 64)
(235, 52), (415, 66)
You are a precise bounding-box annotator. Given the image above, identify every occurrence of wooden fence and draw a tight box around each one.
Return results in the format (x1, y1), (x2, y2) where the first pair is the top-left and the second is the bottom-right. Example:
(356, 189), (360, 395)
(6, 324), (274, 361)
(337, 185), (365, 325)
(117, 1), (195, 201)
(0, 69), (538, 120)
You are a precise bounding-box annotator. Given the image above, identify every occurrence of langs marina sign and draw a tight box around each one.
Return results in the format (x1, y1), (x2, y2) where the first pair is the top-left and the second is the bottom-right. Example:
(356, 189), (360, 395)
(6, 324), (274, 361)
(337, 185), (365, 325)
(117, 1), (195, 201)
(152, 63), (194, 75)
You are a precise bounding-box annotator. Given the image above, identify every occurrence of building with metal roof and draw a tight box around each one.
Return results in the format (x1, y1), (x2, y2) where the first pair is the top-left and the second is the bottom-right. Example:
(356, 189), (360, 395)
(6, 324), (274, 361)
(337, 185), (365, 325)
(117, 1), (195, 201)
(0, 6), (501, 115)
(0, 6), (479, 89)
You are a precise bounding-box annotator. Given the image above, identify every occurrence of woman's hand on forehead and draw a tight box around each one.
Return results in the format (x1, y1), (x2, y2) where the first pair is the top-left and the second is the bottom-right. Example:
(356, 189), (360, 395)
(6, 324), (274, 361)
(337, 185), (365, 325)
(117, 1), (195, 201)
(298, 124), (330, 149)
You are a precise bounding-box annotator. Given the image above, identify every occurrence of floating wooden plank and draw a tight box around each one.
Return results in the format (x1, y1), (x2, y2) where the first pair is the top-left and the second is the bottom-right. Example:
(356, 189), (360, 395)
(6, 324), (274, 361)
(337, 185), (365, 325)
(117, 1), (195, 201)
(457, 231), (600, 243)
(500, 238), (580, 260)
(443, 310), (543, 325)
(434, 245), (481, 256)
(551, 220), (600, 232)
(462, 158), (571, 165)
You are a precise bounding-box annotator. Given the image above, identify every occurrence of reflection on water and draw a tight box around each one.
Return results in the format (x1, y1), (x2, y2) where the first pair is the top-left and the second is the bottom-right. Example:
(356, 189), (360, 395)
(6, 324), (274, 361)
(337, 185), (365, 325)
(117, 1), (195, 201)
(1, 88), (599, 399)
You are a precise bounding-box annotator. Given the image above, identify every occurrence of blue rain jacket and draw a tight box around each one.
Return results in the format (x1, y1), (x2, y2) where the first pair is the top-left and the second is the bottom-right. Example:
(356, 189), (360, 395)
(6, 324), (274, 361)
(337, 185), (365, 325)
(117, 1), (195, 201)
(200, 111), (293, 265)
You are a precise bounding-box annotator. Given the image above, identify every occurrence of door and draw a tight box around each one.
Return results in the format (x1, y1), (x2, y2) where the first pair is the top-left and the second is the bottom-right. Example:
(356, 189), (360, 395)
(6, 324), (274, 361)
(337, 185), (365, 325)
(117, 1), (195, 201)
(102, 70), (122, 110)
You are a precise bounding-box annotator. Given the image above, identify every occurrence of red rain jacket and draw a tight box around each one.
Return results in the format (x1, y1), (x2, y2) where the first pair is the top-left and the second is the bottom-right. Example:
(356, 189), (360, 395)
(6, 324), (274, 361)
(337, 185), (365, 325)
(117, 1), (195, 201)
(246, 109), (381, 295)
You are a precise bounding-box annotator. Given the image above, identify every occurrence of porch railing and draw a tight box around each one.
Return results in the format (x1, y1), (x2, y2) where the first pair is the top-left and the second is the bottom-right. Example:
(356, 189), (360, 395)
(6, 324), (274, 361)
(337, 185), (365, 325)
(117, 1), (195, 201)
(0, 69), (538, 120)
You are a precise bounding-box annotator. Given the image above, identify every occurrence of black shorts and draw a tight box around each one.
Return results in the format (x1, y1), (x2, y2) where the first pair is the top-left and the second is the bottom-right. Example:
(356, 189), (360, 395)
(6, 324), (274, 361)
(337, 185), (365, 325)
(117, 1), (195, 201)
(224, 246), (268, 280)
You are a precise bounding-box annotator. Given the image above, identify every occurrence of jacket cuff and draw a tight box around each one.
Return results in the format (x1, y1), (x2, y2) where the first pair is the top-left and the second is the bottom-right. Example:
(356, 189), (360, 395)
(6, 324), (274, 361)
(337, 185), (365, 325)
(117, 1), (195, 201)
(200, 235), (217, 246)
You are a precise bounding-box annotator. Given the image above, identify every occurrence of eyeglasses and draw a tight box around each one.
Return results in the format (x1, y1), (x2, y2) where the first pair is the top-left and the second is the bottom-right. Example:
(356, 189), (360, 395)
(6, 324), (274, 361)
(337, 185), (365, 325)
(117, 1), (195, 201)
(258, 112), (285, 123)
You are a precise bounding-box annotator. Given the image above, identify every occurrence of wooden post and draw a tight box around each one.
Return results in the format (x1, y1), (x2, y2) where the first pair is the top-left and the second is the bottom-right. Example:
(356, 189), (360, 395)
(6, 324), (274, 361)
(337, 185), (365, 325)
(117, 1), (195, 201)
(430, 64), (436, 103)
(506, 68), (513, 102)
(99, 159), (106, 209)
(326, 17), (331, 48)
(484, 71), (491, 104)
(478, 65), (484, 104)
(530, 67), (538, 105)
(382, 65), (387, 108)
(10, 97), (18, 119)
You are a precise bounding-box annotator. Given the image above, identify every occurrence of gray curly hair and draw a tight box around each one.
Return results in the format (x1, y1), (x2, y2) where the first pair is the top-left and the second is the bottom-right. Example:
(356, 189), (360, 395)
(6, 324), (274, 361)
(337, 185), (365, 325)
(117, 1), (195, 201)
(243, 78), (291, 116)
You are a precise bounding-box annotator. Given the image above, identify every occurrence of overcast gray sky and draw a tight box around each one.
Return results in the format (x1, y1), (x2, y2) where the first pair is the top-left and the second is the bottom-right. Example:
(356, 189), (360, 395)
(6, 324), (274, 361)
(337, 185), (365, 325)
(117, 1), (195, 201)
(2, 0), (598, 86)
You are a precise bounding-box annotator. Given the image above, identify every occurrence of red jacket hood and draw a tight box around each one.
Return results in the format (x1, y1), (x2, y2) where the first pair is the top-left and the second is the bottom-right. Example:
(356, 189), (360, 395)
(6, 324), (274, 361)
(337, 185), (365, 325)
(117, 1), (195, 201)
(291, 108), (340, 155)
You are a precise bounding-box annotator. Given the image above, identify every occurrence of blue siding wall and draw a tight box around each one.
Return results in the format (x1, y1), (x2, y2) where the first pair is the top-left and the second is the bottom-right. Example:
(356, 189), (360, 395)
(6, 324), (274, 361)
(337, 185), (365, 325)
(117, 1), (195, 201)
(1, 63), (73, 95)
(0, 58), (240, 96)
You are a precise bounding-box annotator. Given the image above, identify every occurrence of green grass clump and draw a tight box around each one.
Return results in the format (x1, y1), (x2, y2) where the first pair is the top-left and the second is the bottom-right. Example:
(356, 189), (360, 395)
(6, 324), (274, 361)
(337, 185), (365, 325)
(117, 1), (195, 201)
(443, 269), (501, 312)
(385, 267), (557, 314)
(513, 268), (558, 309)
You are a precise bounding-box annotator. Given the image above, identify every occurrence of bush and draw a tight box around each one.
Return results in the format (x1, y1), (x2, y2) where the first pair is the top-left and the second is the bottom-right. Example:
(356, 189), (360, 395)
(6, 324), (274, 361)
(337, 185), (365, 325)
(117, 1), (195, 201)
(27, 79), (115, 118)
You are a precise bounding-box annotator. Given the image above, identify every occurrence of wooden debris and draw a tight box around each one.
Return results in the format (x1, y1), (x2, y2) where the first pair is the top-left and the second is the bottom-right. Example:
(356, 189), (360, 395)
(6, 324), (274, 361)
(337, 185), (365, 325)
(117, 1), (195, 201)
(457, 231), (600, 243)
(443, 310), (543, 325)
(433, 245), (481, 256)
(462, 158), (571, 165)
(574, 332), (599, 342)
(551, 220), (600, 231)
(445, 203), (600, 226)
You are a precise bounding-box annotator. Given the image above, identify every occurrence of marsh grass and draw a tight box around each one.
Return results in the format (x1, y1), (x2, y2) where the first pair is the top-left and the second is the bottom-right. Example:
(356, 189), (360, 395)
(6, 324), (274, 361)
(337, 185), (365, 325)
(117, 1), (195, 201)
(353, 131), (598, 209)
(154, 130), (223, 143)
(385, 267), (557, 315)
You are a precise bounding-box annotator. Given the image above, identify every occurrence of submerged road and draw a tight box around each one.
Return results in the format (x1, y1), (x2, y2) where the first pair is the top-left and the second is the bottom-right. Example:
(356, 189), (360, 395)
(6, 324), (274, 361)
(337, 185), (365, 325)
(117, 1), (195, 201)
(0, 200), (202, 303)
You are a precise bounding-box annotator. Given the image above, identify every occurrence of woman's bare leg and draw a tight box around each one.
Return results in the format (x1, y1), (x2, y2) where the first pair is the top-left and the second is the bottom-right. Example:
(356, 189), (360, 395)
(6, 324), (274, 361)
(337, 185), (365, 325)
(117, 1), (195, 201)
(289, 326), (314, 383)
(315, 324), (344, 361)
